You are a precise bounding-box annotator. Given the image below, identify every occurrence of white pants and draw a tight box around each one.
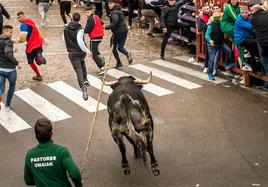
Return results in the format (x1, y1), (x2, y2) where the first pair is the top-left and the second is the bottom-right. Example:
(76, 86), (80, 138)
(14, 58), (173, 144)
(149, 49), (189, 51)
(38, 3), (49, 24)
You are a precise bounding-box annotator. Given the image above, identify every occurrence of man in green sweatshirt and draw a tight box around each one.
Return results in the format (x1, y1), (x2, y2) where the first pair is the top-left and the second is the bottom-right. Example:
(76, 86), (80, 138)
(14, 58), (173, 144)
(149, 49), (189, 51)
(24, 118), (83, 187)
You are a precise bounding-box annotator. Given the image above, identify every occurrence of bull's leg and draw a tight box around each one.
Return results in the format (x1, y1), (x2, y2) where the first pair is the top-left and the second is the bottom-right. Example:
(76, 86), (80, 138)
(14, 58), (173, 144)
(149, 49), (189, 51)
(145, 126), (160, 176)
(115, 133), (131, 175)
(125, 136), (139, 158)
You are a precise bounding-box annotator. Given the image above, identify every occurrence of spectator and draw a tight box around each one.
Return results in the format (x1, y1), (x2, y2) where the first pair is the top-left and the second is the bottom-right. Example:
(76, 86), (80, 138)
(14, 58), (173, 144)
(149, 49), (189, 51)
(234, 6), (260, 67)
(127, 0), (137, 29)
(15, 11), (46, 81)
(141, 0), (164, 37)
(0, 25), (20, 110)
(205, 11), (233, 80)
(84, 6), (106, 76)
(38, 0), (50, 26)
(64, 12), (91, 100)
(250, 0), (268, 90)
(0, 3), (11, 35)
(105, 0), (133, 68)
(197, 4), (211, 73)
(24, 117), (83, 187)
(58, 0), (72, 26)
(160, 0), (192, 60)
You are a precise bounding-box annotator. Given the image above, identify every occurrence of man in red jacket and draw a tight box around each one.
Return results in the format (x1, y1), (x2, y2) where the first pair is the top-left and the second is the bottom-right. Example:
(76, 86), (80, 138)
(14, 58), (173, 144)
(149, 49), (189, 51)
(15, 11), (46, 81)
(84, 6), (105, 76)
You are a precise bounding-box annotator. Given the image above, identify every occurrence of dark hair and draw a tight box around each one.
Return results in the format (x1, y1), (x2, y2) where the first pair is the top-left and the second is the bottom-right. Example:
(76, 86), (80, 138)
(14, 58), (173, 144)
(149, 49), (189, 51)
(73, 12), (81, 22)
(212, 4), (220, 8)
(84, 6), (93, 11)
(17, 11), (24, 16)
(34, 118), (53, 143)
(2, 25), (13, 31)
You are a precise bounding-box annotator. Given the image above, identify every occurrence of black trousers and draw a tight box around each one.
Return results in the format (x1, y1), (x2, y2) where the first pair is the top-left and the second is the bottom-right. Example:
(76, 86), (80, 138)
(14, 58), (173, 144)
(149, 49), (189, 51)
(95, 3), (103, 19)
(0, 22), (3, 35)
(90, 40), (104, 69)
(68, 51), (87, 88)
(60, 1), (71, 24)
(127, 0), (136, 26)
(240, 38), (259, 58)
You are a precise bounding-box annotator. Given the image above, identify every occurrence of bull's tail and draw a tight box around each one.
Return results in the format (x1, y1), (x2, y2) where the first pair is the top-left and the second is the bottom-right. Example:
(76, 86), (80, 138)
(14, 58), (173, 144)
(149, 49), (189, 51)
(120, 93), (148, 165)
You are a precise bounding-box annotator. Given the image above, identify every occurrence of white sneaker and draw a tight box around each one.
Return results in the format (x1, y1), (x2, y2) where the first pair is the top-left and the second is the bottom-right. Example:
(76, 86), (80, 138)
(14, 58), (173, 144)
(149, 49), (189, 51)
(73, 4), (77, 7)
(202, 67), (208, 73)
(242, 64), (252, 71)
(239, 77), (245, 85)
(128, 26), (132, 30)
(41, 22), (45, 26)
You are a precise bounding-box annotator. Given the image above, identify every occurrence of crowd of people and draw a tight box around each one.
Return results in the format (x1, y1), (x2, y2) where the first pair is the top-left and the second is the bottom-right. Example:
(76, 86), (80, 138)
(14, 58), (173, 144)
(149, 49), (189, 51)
(198, 0), (268, 88)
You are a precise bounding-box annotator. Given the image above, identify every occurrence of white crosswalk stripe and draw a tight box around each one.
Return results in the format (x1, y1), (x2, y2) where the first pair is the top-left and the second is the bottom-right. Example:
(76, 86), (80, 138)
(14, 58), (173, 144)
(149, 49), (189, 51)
(151, 59), (228, 84)
(87, 74), (113, 94)
(47, 81), (107, 113)
(15, 89), (71, 122)
(0, 103), (31, 133)
(107, 69), (174, 96)
(1, 61), (228, 134)
(130, 64), (202, 89)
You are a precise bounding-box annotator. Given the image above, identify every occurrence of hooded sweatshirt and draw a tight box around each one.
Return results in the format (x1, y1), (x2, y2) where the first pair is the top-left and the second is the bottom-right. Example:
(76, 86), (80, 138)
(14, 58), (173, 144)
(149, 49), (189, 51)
(64, 22), (84, 52)
(106, 4), (128, 35)
(0, 35), (18, 69)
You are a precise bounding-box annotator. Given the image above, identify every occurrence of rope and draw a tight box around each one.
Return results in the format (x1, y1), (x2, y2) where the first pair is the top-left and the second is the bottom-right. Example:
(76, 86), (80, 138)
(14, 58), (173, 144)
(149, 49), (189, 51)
(81, 48), (114, 175)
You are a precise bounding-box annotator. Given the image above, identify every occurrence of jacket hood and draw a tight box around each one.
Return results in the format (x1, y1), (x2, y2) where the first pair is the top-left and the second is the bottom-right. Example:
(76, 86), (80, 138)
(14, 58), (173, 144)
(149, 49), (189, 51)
(67, 21), (82, 31)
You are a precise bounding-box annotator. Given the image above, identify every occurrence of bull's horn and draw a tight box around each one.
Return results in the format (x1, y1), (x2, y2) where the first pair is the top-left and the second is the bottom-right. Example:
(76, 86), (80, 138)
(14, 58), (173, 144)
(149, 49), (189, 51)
(104, 80), (118, 86)
(134, 71), (152, 84)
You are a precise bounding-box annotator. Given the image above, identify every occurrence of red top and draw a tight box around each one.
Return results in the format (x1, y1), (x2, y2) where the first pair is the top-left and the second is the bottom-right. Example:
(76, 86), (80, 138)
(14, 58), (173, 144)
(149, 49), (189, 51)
(201, 14), (209, 24)
(22, 19), (43, 53)
(88, 15), (104, 39)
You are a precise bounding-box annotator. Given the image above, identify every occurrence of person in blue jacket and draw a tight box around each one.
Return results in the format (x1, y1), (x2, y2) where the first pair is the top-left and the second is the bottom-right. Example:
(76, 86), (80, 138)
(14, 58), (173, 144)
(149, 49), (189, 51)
(234, 6), (259, 58)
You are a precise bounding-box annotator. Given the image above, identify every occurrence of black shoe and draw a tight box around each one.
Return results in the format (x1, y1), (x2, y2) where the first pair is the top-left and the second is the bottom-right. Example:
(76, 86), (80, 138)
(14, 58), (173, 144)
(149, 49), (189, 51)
(160, 55), (165, 60)
(114, 63), (123, 69)
(82, 85), (88, 101)
(128, 52), (133, 65)
(147, 33), (155, 37)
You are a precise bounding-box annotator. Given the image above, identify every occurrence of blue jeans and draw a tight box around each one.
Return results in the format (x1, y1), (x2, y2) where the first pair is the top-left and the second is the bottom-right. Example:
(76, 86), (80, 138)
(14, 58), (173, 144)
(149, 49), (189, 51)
(257, 43), (268, 76)
(0, 70), (17, 107)
(112, 32), (129, 64)
(207, 42), (233, 73)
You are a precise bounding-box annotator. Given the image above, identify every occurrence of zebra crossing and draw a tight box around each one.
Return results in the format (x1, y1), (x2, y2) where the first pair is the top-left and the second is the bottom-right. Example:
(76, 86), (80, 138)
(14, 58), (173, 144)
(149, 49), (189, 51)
(0, 59), (228, 134)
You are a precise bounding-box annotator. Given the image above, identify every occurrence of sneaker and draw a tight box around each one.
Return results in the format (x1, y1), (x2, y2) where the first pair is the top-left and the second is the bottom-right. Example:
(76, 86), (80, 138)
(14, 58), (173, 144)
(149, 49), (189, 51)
(202, 67), (208, 74)
(147, 33), (155, 37)
(212, 69), (217, 76)
(32, 75), (43, 81)
(73, 4), (77, 7)
(3, 104), (10, 111)
(84, 80), (90, 87)
(128, 26), (132, 30)
(82, 85), (88, 101)
(242, 64), (252, 71)
(160, 55), (165, 60)
(114, 63), (123, 69)
(208, 73), (215, 81)
(225, 63), (234, 70)
(244, 49), (251, 58)
(128, 52), (133, 65)
(97, 68), (105, 76)
(239, 77), (245, 85)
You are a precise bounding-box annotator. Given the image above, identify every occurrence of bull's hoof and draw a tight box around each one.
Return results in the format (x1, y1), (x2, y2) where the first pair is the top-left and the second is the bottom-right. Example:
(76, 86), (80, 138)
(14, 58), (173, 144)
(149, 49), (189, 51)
(122, 163), (131, 175)
(151, 163), (160, 176)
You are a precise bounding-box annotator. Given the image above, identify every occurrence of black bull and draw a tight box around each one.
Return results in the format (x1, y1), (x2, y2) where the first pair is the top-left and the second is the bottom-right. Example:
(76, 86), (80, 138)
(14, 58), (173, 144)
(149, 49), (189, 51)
(105, 73), (160, 176)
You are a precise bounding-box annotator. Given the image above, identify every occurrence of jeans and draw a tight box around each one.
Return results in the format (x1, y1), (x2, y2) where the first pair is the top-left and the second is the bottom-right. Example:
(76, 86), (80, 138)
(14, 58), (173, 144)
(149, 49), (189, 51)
(112, 32), (129, 64)
(68, 51), (87, 88)
(38, 3), (49, 24)
(207, 44), (221, 74)
(257, 43), (268, 76)
(0, 70), (17, 107)
(90, 40), (104, 69)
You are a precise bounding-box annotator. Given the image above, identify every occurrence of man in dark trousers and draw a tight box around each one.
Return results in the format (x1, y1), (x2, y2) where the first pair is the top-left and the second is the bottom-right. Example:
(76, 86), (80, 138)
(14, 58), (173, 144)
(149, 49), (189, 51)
(0, 3), (11, 35)
(84, 6), (105, 76)
(24, 117), (83, 187)
(64, 12), (91, 100)
(160, 0), (192, 60)
(105, 0), (133, 68)
(250, 0), (268, 90)
(0, 25), (20, 110)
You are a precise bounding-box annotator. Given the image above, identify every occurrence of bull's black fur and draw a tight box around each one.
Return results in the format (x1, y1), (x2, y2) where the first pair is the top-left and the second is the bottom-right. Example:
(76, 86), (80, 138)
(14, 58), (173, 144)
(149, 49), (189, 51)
(107, 76), (160, 176)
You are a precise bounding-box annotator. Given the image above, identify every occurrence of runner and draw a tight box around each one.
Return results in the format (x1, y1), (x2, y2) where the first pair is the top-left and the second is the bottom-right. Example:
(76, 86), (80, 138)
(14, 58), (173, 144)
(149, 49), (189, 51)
(15, 11), (46, 81)
(0, 3), (11, 35)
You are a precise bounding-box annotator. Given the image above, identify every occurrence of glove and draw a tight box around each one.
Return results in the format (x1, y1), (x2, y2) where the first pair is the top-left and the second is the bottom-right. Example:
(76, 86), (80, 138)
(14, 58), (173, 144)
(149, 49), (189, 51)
(105, 25), (110, 30)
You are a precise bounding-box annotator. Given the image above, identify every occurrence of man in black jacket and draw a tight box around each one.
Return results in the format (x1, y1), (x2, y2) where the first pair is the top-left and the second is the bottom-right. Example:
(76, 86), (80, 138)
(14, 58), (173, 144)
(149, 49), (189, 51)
(105, 0), (133, 68)
(64, 12), (91, 100)
(0, 3), (10, 35)
(160, 0), (191, 59)
(0, 25), (20, 110)
(250, 0), (268, 89)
